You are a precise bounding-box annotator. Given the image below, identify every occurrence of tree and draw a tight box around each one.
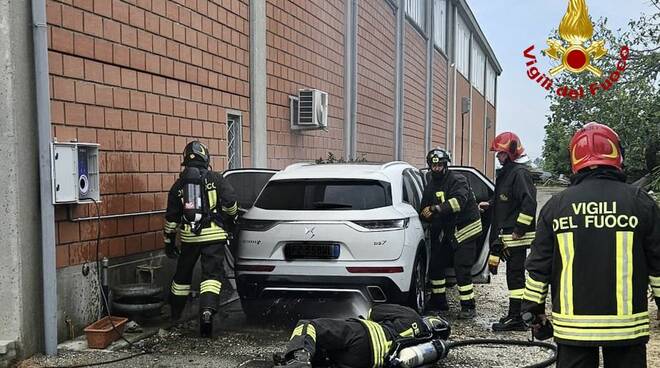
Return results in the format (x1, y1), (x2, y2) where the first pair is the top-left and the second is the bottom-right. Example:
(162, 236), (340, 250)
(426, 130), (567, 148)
(542, 3), (660, 181)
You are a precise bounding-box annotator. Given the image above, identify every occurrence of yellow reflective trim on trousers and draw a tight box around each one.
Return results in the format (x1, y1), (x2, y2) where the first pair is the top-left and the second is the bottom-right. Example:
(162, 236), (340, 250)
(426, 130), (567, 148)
(200, 280), (222, 294)
(360, 320), (389, 368)
(526, 277), (548, 292)
(431, 287), (446, 294)
(510, 289), (524, 299)
(430, 279), (446, 286)
(307, 324), (316, 342)
(448, 198), (460, 212)
(517, 213), (533, 225)
(523, 289), (546, 304)
(616, 231), (634, 316)
(459, 292), (474, 301)
(171, 282), (191, 296)
(557, 232), (575, 315)
(290, 324), (304, 340)
(458, 284), (473, 292)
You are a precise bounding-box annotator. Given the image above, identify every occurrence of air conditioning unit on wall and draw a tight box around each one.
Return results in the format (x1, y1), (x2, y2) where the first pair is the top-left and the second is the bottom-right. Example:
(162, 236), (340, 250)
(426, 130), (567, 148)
(290, 89), (328, 131)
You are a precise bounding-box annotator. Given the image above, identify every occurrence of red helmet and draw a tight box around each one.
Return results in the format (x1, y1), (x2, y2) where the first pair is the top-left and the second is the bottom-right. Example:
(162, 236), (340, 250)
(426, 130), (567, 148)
(489, 132), (525, 161)
(569, 122), (623, 174)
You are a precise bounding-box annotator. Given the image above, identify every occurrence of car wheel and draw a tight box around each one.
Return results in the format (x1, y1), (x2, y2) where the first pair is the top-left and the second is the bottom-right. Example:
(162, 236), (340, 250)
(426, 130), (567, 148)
(240, 298), (267, 321)
(407, 251), (426, 313)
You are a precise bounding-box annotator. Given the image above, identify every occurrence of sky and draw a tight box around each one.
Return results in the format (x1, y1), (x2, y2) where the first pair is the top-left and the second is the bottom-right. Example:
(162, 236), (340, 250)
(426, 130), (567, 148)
(467, 0), (656, 160)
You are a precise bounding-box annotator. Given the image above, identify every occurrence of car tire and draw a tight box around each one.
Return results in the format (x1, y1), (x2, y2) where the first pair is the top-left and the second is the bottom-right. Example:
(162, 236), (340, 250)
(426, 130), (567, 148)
(407, 250), (426, 313)
(240, 298), (267, 321)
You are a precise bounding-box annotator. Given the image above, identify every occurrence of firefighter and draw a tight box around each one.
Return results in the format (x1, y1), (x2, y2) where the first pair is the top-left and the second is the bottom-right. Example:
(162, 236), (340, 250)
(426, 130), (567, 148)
(420, 148), (482, 318)
(274, 304), (450, 368)
(523, 123), (660, 368)
(478, 132), (537, 331)
(163, 140), (238, 337)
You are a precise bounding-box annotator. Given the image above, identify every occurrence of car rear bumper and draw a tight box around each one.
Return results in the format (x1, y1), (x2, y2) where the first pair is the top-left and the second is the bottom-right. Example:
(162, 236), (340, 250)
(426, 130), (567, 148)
(236, 274), (408, 304)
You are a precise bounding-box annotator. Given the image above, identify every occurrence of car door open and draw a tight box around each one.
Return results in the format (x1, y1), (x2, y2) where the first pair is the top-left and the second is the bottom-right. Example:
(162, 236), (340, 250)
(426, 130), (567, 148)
(222, 169), (278, 288)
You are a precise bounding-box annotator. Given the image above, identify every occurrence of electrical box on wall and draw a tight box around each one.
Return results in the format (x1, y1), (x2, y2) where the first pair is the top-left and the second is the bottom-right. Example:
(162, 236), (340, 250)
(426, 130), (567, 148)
(51, 142), (100, 204)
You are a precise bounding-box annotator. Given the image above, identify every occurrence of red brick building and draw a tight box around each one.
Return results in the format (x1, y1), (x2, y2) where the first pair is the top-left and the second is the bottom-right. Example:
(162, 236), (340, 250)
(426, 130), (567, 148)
(41, 0), (500, 342)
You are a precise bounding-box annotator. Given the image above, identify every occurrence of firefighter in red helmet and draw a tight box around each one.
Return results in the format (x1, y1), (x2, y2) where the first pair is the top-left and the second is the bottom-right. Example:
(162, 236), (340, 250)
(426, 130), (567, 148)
(479, 132), (537, 331)
(523, 123), (660, 367)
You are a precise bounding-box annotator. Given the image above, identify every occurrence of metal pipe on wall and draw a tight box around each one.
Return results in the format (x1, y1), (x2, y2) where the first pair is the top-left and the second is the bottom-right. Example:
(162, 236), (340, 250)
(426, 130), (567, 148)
(31, 0), (58, 355)
(393, 0), (405, 160)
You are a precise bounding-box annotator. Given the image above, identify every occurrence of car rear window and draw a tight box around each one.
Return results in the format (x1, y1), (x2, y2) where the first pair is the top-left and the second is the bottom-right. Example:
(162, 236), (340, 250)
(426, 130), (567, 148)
(254, 180), (392, 210)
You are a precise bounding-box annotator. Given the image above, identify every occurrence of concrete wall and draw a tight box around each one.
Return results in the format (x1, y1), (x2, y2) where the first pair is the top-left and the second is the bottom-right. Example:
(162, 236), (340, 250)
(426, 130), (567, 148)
(0, 0), (43, 363)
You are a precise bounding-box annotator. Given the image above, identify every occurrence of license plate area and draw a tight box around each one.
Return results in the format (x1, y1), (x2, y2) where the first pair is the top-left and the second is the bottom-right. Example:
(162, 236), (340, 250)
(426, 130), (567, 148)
(284, 243), (340, 260)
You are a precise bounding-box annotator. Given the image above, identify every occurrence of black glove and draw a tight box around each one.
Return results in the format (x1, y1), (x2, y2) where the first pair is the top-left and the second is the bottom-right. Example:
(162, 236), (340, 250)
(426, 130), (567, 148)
(490, 238), (510, 262)
(165, 239), (180, 259)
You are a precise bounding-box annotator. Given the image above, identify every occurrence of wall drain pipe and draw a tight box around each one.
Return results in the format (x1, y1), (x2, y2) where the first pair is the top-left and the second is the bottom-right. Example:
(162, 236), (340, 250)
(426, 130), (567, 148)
(32, 0), (58, 355)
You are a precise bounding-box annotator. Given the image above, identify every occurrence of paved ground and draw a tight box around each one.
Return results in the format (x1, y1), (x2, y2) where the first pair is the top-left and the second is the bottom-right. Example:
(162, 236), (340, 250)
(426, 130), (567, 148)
(19, 187), (660, 367)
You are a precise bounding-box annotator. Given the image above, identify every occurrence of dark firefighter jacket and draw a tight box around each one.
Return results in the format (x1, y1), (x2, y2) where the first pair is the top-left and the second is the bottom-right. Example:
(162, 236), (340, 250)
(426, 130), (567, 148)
(163, 170), (238, 245)
(362, 304), (437, 367)
(490, 162), (537, 248)
(421, 170), (482, 244)
(523, 168), (660, 347)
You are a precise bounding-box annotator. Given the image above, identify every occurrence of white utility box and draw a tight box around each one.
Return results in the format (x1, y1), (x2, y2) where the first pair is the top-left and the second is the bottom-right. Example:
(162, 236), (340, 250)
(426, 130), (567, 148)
(51, 142), (100, 204)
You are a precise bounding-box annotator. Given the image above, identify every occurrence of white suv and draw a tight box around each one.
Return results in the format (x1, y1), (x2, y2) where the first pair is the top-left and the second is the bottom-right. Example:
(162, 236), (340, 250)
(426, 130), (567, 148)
(223, 162), (494, 317)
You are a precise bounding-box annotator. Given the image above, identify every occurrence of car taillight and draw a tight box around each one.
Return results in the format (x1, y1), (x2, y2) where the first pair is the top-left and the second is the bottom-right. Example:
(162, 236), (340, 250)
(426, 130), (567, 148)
(351, 218), (409, 230)
(240, 219), (279, 231)
(236, 265), (275, 272)
(346, 266), (404, 273)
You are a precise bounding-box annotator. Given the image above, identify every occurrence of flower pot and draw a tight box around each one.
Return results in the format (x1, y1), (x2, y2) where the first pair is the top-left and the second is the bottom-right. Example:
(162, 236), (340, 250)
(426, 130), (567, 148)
(83, 316), (128, 349)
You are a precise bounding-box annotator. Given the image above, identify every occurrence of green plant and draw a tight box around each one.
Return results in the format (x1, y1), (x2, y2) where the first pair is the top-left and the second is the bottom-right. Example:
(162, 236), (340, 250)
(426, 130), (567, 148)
(315, 152), (368, 164)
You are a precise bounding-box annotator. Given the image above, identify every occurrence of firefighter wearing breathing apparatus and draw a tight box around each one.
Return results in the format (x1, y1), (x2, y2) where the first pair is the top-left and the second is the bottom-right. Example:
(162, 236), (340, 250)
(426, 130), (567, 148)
(523, 123), (660, 368)
(274, 304), (451, 368)
(163, 140), (238, 337)
(420, 148), (482, 319)
(479, 132), (537, 332)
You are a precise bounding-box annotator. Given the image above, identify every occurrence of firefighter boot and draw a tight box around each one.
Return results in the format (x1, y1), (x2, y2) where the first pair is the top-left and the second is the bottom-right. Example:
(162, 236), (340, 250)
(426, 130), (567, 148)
(428, 293), (449, 312)
(458, 300), (476, 319)
(200, 308), (214, 338)
(492, 299), (526, 331)
(273, 349), (312, 368)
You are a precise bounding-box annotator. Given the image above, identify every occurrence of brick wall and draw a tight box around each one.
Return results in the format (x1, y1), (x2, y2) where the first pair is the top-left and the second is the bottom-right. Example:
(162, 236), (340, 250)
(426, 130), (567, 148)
(486, 102), (496, 178)
(265, 0), (344, 168)
(470, 89), (485, 171)
(402, 23), (426, 168)
(431, 51), (448, 149)
(48, 0), (250, 268)
(355, 0), (395, 162)
(453, 73), (470, 165)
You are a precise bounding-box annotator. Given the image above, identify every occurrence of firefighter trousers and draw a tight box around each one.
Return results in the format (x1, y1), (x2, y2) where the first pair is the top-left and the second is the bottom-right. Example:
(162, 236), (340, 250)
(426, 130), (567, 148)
(429, 225), (476, 308)
(556, 343), (646, 368)
(505, 247), (526, 315)
(169, 241), (225, 318)
(286, 318), (372, 368)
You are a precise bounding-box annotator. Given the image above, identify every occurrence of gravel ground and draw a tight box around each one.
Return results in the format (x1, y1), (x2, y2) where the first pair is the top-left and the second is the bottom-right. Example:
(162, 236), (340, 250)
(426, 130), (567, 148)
(20, 263), (660, 368)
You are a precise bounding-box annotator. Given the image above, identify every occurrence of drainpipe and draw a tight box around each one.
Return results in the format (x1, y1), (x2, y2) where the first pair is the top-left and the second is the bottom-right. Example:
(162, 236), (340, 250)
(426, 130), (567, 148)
(31, 0), (58, 355)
